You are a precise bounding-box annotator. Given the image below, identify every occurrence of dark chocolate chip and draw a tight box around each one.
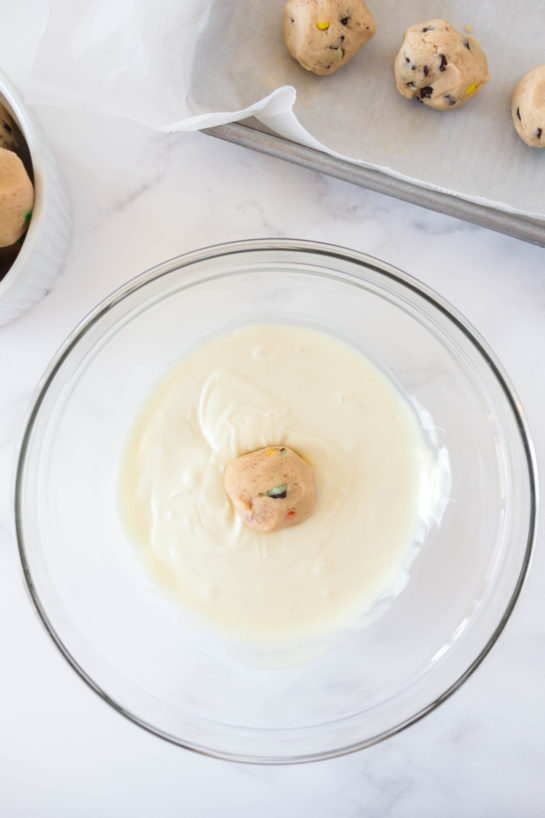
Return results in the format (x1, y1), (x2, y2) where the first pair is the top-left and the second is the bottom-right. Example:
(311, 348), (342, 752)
(416, 97), (424, 104)
(405, 56), (410, 63)
(444, 94), (457, 106)
(326, 64), (331, 69)
(422, 26), (433, 32)
(464, 40), (470, 50)
(439, 54), (447, 72)
(517, 107), (521, 121)
(290, 16), (294, 22)
(537, 128), (543, 139)
(420, 86), (433, 99)
(3, 122), (12, 133)
(340, 35), (345, 42)
(411, 64), (416, 71)
(423, 65), (429, 77)
(340, 16), (349, 25)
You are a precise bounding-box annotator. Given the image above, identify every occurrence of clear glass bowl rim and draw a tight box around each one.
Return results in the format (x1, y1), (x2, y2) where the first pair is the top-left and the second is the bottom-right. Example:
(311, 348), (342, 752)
(14, 238), (538, 764)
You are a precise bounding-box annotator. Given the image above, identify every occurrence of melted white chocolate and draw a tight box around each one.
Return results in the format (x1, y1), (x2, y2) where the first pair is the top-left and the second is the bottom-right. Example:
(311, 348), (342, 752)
(118, 324), (436, 643)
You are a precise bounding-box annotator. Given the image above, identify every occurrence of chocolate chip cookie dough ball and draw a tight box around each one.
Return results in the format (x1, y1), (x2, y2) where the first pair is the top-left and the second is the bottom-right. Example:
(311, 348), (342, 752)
(0, 105), (18, 152)
(394, 19), (489, 110)
(283, 0), (376, 76)
(0, 147), (33, 248)
(512, 65), (545, 147)
(225, 446), (316, 533)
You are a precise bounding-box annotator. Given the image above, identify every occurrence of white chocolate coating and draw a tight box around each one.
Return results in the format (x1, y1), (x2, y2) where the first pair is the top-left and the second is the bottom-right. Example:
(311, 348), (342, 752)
(118, 324), (437, 643)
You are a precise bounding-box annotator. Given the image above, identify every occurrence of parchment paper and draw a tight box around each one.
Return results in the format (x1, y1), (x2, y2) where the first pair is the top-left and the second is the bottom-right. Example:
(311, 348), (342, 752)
(29, 0), (545, 219)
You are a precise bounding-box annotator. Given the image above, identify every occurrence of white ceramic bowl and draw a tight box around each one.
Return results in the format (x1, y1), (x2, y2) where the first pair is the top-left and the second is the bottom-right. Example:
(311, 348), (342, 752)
(0, 69), (71, 326)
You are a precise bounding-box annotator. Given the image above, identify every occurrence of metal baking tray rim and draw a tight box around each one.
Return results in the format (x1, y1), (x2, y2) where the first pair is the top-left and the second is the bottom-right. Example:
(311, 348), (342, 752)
(203, 119), (545, 247)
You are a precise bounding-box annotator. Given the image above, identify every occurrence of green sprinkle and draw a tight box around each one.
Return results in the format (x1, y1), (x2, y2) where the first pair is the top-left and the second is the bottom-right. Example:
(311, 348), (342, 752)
(337, 47), (345, 60)
(24, 211), (32, 221)
(267, 484), (287, 499)
(280, 448), (288, 457)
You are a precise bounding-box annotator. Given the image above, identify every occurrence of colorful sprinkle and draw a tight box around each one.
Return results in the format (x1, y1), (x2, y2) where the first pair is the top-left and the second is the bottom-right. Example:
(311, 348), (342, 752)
(286, 511), (296, 519)
(280, 448), (288, 457)
(465, 83), (477, 96)
(316, 21), (330, 30)
(267, 484), (287, 499)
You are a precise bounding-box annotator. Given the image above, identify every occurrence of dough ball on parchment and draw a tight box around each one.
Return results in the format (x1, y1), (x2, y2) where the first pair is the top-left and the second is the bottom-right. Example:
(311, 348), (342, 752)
(283, 0), (376, 77)
(394, 19), (489, 110)
(224, 446), (316, 533)
(512, 65), (545, 148)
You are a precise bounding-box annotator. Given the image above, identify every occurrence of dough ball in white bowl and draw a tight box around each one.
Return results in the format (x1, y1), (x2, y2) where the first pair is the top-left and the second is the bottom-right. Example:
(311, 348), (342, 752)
(0, 69), (71, 327)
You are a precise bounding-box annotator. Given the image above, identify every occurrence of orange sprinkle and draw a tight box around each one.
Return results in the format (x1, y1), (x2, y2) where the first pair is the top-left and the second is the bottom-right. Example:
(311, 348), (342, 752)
(286, 511), (296, 519)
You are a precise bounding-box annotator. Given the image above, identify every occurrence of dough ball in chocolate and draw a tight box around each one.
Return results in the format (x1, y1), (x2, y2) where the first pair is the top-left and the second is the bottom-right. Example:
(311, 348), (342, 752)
(283, 0), (376, 77)
(512, 65), (545, 148)
(0, 147), (33, 248)
(394, 19), (489, 110)
(224, 446), (315, 533)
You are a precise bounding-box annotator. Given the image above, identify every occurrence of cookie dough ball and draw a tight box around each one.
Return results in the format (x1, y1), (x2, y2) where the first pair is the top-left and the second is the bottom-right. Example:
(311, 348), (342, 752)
(512, 65), (545, 148)
(225, 446), (316, 533)
(283, 0), (376, 76)
(0, 147), (33, 247)
(394, 19), (489, 110)
(0, 105), (18, 152)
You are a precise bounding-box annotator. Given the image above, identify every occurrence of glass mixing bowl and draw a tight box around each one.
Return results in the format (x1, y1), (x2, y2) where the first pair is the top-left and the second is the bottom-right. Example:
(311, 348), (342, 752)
(15, 239), (537, 763)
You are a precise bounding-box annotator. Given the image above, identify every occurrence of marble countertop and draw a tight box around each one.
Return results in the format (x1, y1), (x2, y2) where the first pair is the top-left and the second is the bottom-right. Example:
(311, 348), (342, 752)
(1, 8), (544, 818)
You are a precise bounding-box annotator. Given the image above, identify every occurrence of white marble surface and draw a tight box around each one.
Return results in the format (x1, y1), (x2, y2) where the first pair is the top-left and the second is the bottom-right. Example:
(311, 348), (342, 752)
(1, 9), (545, 818)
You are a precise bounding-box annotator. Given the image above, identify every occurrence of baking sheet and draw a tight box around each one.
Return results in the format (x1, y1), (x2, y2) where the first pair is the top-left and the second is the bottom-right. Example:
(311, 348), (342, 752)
(204, 119), (545, 246)
(190, 0), (545, 220)
(29, 0), (545, 223)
